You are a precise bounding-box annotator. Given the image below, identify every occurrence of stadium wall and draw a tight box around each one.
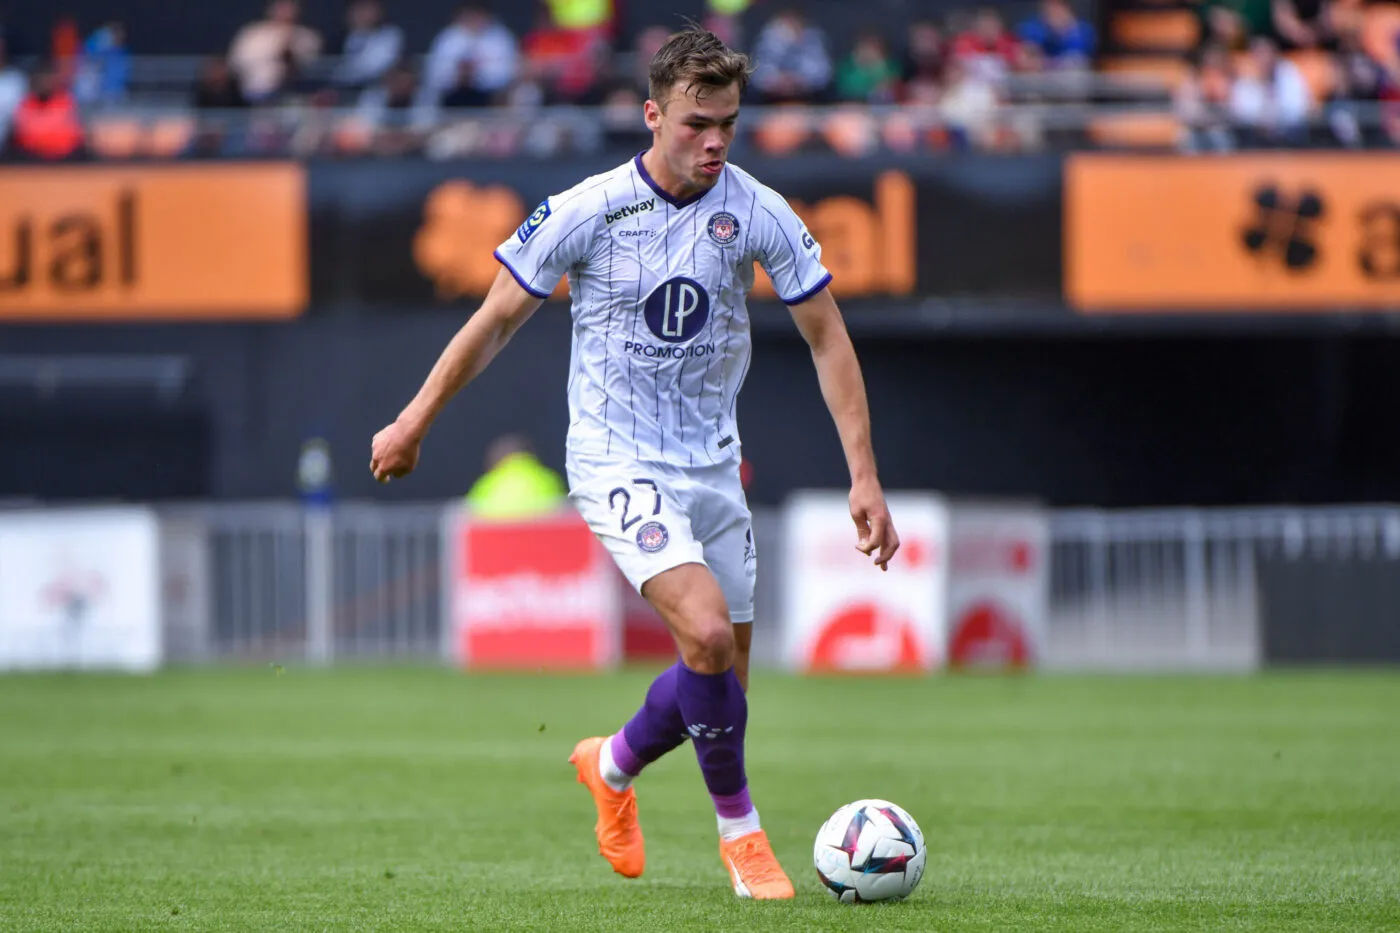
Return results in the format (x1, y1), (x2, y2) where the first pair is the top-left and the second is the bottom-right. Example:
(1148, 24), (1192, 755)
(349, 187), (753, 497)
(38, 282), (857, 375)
(5, 154), (1400, 509)
(11, 313), (1400, 509)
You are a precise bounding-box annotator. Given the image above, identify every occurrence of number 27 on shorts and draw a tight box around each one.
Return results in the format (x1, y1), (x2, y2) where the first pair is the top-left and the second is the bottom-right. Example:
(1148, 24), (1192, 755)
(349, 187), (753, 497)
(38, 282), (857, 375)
(608, 478), (661, 533)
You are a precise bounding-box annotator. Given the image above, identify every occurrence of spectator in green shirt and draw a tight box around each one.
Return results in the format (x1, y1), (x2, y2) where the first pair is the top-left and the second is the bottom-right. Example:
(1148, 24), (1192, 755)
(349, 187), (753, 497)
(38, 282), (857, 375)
(837, 31), (901, 103)
(1203, 0), (1273, 49)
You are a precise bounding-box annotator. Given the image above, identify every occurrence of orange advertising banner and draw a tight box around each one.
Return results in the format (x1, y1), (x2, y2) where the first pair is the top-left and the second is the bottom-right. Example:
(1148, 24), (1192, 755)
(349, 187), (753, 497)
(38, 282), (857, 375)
(1065, 154), (1400, 312)
(0, 164), (306, 320)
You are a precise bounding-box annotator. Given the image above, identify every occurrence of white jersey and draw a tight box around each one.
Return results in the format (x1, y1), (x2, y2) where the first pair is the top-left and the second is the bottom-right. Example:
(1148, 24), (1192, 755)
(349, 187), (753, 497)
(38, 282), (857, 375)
(493, 154), (831, 469)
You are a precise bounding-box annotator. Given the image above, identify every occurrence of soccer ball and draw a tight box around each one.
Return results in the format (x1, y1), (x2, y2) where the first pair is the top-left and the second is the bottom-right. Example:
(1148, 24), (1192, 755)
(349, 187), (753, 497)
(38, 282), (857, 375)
(813, 799), (926, 904)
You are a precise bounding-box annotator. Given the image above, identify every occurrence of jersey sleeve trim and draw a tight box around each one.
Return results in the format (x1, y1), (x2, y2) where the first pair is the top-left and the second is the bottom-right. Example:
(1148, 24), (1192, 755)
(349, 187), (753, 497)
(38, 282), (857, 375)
(781, 271), (833, 306)
(492, 249), (552, 299)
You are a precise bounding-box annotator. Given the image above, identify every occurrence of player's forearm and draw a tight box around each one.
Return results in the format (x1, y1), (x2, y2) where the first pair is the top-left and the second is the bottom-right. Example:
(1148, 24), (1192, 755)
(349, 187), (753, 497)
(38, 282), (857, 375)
(810, 334), (880, 486)
(399, 310), (515, 435)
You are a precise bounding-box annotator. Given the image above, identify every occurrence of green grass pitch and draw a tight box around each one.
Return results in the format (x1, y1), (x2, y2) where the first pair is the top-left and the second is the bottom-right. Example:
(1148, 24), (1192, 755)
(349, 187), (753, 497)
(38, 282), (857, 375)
(1, 668), (1397, 932)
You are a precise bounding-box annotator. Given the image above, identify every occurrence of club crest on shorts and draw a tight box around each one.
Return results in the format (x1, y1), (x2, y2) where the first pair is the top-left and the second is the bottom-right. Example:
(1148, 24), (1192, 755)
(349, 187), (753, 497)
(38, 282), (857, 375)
(636, 521), (669, 553)
(706, 211), (740, 246)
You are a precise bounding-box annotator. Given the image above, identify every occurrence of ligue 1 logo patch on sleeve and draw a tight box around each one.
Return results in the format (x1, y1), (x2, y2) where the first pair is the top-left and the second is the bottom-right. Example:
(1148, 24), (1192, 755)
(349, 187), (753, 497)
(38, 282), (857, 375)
(636, 521), (669, 553)
(706, 211), (740, 246)
(517, 200), (552, 243)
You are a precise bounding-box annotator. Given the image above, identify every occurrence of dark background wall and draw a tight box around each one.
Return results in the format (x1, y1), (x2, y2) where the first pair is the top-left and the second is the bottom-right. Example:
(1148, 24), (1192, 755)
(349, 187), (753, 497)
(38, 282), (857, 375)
(7, 315), (1400, 509)
(4, 152), (1399, 509)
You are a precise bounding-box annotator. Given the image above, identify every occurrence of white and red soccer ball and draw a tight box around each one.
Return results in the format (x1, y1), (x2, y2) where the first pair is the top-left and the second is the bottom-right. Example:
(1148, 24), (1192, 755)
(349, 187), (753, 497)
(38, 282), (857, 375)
(813, 799), (926, 904)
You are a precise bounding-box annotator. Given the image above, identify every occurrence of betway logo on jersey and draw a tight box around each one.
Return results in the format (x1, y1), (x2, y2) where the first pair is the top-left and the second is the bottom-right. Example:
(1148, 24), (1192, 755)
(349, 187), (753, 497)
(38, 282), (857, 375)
(605, 197), (656, 225)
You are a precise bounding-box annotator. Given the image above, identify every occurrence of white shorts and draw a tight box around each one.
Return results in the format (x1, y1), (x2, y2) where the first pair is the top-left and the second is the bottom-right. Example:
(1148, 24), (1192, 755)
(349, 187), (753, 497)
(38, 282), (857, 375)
(567, 456), (757, 624)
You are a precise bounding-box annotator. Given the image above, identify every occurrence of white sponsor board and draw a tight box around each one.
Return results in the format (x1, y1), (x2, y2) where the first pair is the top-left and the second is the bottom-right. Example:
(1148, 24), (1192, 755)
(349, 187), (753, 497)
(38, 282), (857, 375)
(946, 503), (1049, 669)
(0, 508), (162, 671)
(781, 491), (949, 673)
(781, 492), (1050, 673)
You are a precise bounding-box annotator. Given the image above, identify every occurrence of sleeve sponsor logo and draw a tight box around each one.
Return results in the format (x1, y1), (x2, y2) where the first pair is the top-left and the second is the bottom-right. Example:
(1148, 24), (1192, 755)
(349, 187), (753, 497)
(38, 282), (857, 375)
(516, 200), (552, 243)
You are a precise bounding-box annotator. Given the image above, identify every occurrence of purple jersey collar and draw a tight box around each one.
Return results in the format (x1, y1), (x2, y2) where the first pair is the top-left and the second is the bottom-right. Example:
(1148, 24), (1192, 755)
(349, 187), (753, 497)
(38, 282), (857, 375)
(634, 151), (718, 209)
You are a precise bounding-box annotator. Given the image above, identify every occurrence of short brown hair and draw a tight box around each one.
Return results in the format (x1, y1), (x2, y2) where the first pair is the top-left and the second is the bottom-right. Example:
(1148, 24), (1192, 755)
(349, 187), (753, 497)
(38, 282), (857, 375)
(648, 27), (752, 108)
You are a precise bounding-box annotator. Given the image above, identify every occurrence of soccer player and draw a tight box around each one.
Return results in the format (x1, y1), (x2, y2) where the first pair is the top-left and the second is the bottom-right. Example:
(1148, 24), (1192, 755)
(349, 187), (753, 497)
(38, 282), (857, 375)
(369, 26), (900, 899)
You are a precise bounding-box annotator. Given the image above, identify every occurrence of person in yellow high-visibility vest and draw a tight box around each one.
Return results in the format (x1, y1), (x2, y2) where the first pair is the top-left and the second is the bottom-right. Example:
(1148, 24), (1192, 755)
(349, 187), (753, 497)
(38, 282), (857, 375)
(464, 434), (568, 520)
(544, 0), (613, 32)
(704, 0), (752, 46)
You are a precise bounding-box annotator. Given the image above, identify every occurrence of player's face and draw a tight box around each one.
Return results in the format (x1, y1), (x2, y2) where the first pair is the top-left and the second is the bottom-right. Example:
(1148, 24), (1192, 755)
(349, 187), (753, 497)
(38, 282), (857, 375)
(646, 81), (740, 191)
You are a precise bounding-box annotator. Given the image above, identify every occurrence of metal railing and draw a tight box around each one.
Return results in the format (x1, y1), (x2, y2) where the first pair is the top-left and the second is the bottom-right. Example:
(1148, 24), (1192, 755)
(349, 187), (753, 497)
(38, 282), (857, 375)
(160, 502), (448, 663)
(1048, 510), (1259, 670)
(158, 502), (791, 666)
(1047, 505), (1400, 670)
(153, 500), (1400, 670)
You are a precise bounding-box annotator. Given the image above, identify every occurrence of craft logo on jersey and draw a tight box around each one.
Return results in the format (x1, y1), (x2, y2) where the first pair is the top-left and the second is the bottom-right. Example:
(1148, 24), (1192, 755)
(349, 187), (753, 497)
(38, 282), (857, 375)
(605, 197), (656, 225)
(643, 276), (710, 343)
(707, 211), (740, 246)
(517, 200), (551, 243)
(636, 521), (669, 553)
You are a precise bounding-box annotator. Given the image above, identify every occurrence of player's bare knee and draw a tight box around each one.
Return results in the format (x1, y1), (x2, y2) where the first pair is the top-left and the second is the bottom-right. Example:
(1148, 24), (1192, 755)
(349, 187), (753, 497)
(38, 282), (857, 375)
(684, 620), (735, 674)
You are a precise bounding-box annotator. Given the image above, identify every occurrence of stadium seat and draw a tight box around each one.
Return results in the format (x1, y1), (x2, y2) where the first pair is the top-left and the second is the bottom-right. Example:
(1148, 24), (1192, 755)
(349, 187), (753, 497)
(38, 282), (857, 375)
(753, 107), (812, 156)
(1110, 10), (1202, 52)
(1099, 55), (1192, 90)
(147, 116), (195, 157)
(1087, 113), (1181, 148)
(331, 117), (374, 155)
(821, 108), (880, 158)
(88, 117), (144, 159)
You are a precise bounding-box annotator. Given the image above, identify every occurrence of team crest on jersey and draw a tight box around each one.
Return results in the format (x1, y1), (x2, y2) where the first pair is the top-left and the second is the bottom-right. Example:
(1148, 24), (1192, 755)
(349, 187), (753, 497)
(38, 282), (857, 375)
(706, 211), (740, 246)
(516, 200), (551, 243)
(636, 521), (669, 553)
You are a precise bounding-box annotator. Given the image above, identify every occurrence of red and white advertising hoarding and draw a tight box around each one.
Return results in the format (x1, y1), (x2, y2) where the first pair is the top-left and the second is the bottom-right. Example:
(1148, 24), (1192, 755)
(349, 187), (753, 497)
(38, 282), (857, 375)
(449, 513), (620, 670)
(946, 503), (1049, 670)
(781, 492), (949, 673)
(780, 493), (1048, 673)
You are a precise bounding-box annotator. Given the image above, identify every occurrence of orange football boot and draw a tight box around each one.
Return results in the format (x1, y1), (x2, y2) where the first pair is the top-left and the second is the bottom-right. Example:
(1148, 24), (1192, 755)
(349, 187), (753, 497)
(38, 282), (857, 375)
(719, 830), (795, 899)
(569, 736), (645, 878)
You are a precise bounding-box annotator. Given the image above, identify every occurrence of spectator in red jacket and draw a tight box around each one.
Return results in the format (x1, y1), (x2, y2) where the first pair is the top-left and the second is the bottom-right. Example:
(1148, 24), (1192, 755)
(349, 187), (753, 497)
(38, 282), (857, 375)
(952, 8), (1025, 83)
(12, 65), (84, 159)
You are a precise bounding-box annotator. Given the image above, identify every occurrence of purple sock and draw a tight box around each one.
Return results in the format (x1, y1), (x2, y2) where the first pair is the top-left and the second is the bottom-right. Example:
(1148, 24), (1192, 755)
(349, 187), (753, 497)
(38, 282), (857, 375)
(614, 662), (687, 776)
(675, 663), (749, 802)
(711, 787), (754, 819)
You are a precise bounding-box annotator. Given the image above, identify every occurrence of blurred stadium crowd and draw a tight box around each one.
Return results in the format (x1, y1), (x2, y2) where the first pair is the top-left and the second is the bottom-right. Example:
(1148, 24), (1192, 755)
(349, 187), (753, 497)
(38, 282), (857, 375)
(0, 0), (1398, 160)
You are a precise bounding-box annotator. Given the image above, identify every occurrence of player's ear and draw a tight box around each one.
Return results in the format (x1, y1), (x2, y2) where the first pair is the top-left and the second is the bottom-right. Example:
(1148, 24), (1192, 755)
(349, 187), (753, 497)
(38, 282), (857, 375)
(643, 98), (663, 132)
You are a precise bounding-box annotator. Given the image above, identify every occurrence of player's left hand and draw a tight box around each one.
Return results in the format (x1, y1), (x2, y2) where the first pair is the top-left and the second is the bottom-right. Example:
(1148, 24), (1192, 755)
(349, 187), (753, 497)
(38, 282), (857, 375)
(850, 481), (899, 572)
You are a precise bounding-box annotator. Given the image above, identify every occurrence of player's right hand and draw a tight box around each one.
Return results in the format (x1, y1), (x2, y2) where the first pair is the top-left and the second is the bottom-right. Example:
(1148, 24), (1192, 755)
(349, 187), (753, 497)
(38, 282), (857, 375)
(370, 420), (422, 484)
(850, 480), (900, 572)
